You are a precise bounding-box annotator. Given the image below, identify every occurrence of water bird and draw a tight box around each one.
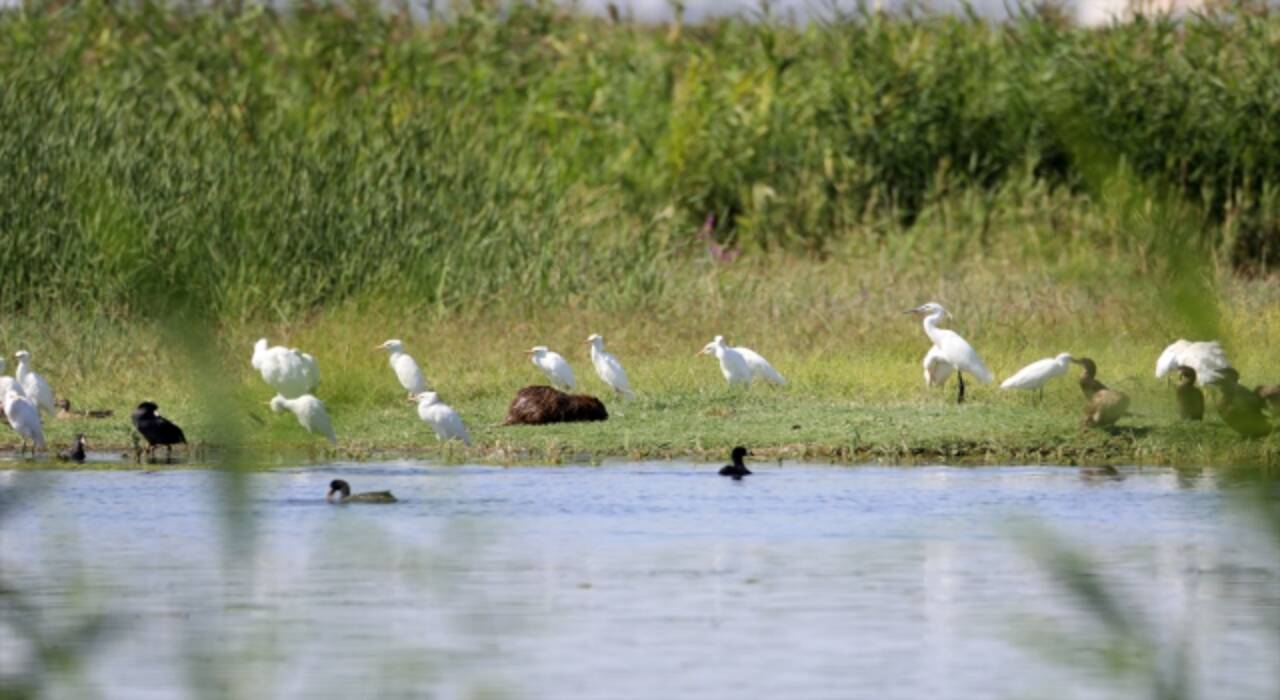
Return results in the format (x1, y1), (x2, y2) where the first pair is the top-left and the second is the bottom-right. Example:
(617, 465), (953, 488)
(905, 303), (992, 403)
(1254, 384), (1280, 415)
(251, 338), (320, 399)
(1070, 358), (1129, 428)
(0, 360), (22, 420)
(326, 479), (397, 504)
(1174, 366), (1205, 421)
(131, 401), (187, 458)
(14, 350), (55, 417)
(55, 398), (114, 420)
(412, 392), (471, 445)
(1000, 353), (1073, 400)
(586, 334), (635, 399)
(1155, 340), (1229, 385)
(58, 434), (87, 462)
(376, 339), (427, 397)
(504, 386), (608, 425)
(922, 346), (954, 388)
(527, 346), (576, 391)
(4, 389), (45, 456)
(698, 336), (785, 386)
(269, 394), (337, 445)
(1206, 368), (1271, 438)
(1080, 464), (1123, 480)
(718, 446), (752, 480)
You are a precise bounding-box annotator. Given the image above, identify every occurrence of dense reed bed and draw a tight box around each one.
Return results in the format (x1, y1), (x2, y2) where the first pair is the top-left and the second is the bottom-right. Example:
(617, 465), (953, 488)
(2, 1), (1280, 318)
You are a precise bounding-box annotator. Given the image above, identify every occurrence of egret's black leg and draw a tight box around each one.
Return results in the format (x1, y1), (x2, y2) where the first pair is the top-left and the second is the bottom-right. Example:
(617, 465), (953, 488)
(957, 372), (966, 404)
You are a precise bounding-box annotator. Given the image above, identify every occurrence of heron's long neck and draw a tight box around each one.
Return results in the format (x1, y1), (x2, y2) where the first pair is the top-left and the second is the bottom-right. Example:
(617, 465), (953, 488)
(921, 313), (946, 345)
(15, 360), (30, 378)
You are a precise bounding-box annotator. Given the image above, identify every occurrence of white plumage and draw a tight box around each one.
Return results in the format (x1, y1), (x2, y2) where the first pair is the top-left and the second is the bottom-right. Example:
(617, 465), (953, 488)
(1001, 353), (1073, 394)
(4, 389), (45, 455)
(251, 338), (319, 399)
(13, 351), (55, 417)
(376, 339), (427, 396)
(907, 303), (992, 402)
(922, 345), (954, 387)
(528, 346), (576, 391)
(1155, 340), (1229, 385)
(587, 334), (634, 398)
(0, 358), (23, 402)
(414, 392), (471, 445)
(735, 345), (787, 385)
(269, 394), (336, 444)
(698, 336), (753, 386)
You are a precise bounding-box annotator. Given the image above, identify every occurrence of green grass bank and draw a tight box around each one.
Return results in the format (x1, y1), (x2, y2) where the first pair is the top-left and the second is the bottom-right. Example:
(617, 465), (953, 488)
(2, 2), (1280, 465)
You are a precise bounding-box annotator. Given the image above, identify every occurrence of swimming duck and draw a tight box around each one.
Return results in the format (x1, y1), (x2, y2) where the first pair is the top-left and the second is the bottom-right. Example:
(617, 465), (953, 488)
(326, 479), (397, 504)
(718, 446), (752, 480)
(1174, 366), (1204, 421)
(131, 401), (187, 459)
(1070, 358), (1129, 428)
(58, 434), (87, 462)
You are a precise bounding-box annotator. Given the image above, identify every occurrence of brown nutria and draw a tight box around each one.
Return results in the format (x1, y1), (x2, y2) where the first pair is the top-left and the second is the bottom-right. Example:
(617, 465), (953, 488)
(504, 386), (608, 425)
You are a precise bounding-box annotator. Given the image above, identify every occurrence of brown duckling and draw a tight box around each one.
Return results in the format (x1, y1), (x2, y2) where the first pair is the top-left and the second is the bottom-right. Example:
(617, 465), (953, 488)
(326, 479), (397, 504)
(718, 446), (753, 480)
(57, 434), (87, 462)
(1071, 358), (1129, 427)
(1255, 384), (1280, 415)
(55, 398), (114, 420)
(1207, 368), (1271, 438)
(1175, 366), (1204, 421)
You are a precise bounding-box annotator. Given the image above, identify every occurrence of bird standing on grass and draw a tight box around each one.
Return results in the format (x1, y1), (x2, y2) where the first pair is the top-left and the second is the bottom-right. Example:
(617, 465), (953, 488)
(1254, 384), (1280, 415)
(718, 446), (752, 480)
(131, 401), (186, 459)
(4, 389), (45, 456)
(1206, 368), (1271, 438)
(527, 346), (576, 391)
(412, 392), (471, 445)
(251, 338), (320, 399)
(1000, 353), (1073, 401)
(376, 339), (427, 397)
(326, 479), (397, 504)
(14, 351), (55, 417)
(698, 336), (751, 386)
(269, 394), (337, 445)
(906, 303), (992, 403)
(1071, 358), (1129, 428)
(1175, 366), (1204, 421)
(587, 334), (635, 399)
(1155, 340), (1229, 385)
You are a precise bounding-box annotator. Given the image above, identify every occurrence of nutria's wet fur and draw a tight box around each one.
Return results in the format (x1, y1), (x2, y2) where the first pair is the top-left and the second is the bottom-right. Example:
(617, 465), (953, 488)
(504, 386), (608, 425)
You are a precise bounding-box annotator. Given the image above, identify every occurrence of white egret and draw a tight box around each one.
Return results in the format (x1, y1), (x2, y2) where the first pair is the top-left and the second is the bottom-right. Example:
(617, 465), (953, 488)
(269, 394), (336, 445)
(4, 389), (45, 456)
(1155, 340), (1229, 385)
(527, 346), (576, 391)
(906, 303), (992, 403)
(0, 359), (24, 414)
(586, 334), (634, 399)
(376, 339), (427, 397)
(413, 391), (472, 445)
(697, 336), (752, 386)
(251, 338), (320, 399)
(922, 346), (954, 387)
(1000, 352), (1073, 400)
(735, 345), (787, 385)
(14, 351), (55, 417)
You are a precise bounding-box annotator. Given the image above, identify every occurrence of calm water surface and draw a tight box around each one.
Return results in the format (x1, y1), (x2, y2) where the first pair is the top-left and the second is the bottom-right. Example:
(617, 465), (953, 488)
(1, 462), (1277, 699)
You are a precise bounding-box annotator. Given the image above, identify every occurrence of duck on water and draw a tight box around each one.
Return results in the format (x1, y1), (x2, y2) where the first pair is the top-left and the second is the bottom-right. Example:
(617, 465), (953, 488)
(326, 479), (397, 504)
(719, 446), (752, 480)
